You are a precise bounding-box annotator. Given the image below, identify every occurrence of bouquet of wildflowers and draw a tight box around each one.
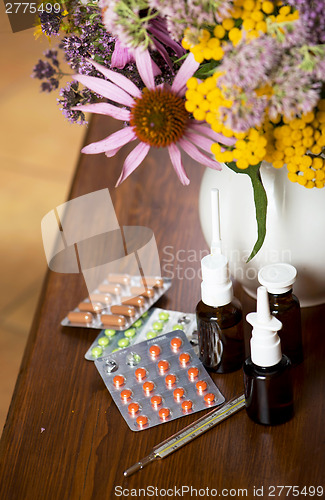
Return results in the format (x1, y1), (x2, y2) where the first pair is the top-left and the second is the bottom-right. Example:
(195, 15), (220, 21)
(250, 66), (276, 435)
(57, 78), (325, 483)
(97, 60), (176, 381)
(33, 0), (325, 258)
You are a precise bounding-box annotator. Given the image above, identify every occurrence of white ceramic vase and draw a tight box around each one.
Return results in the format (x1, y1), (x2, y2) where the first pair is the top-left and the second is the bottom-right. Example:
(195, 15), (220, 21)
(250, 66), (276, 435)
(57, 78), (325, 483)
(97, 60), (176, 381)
(199, 162), (325, 307)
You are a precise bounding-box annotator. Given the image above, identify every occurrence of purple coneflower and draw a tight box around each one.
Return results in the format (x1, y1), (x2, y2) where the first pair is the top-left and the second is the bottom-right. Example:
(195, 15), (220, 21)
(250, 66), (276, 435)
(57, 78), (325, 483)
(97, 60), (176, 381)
(73, 52), (232, 186)
(100, 0), (184, 65)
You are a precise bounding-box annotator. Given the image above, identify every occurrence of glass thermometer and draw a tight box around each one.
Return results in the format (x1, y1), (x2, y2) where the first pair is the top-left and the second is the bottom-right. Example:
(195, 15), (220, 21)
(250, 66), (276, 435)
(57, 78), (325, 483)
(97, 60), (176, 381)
(124, 394), (245, 477)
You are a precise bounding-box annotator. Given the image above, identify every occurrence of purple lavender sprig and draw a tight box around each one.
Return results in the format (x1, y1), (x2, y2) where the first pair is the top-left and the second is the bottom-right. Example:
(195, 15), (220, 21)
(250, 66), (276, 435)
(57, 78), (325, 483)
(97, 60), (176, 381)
(39, 10), (63, 36)
(57, 81), (95, 124)
(62, 3), (115, 73)
(32, 50), (60, 93)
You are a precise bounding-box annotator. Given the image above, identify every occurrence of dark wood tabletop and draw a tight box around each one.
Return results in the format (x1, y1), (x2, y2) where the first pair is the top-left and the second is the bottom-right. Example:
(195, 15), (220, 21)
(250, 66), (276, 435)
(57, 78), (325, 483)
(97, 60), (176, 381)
(0, 115), (324, 500)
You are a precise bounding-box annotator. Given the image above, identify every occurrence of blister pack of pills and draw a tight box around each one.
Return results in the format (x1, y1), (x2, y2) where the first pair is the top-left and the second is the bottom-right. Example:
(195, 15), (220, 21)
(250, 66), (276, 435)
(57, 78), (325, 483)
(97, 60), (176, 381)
(61, 274), (171, 330)
(85, 307), (197, 360)
(95, 330), (225, 431)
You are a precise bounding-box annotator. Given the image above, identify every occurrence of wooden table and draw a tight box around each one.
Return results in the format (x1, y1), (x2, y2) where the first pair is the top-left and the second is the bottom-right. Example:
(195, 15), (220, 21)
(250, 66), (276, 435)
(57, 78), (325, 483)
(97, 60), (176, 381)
(0, 115), (324, 499)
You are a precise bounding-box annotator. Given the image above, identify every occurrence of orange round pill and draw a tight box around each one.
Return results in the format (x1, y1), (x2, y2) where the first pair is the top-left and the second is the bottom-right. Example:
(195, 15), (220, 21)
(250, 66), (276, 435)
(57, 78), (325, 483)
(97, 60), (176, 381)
(143, 381), (155, 395)
(158, 407), (170, 420)
(204, 393), (215, 404)
(151, 395), (162, 409)
(196, 380), (208, 394)
(120, 389), (132, 402)
(128, 402), (140, 415)
(113, 375), (125, 388)
(179, 353), (191, 367)
(165, 374), (176, 388)
(187, 367), (199, 381)
(158, 360), (170, 374)
(173, 387), (185, 402)
(135, 367), (147, 381)
(181, 400), (193, 412)
(136, 415), (148, 428)
(149, 345), (161, 358)
(170, 336), (182, 351)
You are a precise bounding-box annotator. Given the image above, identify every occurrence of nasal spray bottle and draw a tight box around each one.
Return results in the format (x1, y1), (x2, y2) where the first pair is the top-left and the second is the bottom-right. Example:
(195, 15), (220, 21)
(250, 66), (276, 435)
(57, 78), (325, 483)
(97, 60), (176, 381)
(243, 286), (294, 425)
(196, 189), (245, 373)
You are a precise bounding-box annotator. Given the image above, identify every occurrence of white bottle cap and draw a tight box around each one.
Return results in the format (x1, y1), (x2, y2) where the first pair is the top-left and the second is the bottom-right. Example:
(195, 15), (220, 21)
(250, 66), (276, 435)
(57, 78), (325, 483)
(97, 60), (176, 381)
(258, 263), (297, 294)
(247, 286), (283, 367)
(200, 189), (233, 307)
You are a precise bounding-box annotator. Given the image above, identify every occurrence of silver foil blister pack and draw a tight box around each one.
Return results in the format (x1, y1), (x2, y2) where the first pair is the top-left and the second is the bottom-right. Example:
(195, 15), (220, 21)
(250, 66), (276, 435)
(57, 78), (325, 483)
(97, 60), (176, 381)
(95, 330), (224, 431)
(61, 274), (171, 330)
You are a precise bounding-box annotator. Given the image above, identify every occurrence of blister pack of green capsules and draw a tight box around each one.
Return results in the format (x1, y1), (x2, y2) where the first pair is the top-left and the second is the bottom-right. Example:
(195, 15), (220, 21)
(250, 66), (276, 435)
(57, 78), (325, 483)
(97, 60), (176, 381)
(85, 308), (197, 360)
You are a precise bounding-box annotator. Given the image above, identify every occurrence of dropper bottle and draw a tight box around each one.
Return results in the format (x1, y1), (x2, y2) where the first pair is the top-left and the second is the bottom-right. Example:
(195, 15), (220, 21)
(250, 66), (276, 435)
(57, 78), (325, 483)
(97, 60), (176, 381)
(196, 189), (245, 373)
(258, 263), (303, 365)
(243, 286), (294, 425)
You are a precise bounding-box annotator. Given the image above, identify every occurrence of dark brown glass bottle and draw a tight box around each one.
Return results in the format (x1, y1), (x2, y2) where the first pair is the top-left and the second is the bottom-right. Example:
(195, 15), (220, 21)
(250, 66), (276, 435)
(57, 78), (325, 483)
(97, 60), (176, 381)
(243, 356), (294, 425)
(196, 298), (245, 373)
(268, 289), (303, 365)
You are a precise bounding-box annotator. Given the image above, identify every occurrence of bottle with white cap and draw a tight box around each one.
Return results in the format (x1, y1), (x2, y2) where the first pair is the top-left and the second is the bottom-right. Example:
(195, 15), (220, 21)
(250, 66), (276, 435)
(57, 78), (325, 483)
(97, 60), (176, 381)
(258, 263), (303, 365)
(196, 189), (245, 373)
(243, 286), (294, 425)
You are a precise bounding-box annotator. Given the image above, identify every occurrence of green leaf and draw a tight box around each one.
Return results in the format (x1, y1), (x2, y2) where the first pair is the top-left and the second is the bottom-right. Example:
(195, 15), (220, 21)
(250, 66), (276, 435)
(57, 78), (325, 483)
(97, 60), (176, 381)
(194, 61), (219, 79)
(226, 162), (267, 262)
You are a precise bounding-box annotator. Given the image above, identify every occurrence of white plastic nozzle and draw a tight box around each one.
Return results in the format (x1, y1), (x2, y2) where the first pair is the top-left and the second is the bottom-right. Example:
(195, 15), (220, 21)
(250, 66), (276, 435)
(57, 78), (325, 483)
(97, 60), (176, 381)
(210, 188), (221, 255)
(256, 286), (272, 324)
(247, 286), (283, 367)
(200, 188), (233, 307)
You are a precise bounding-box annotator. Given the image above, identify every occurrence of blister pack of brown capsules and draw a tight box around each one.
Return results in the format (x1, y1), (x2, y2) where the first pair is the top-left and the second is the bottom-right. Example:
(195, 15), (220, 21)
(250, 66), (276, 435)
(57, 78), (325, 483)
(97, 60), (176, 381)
(61, 274), (171, 330)
(95, 330), (225, 431)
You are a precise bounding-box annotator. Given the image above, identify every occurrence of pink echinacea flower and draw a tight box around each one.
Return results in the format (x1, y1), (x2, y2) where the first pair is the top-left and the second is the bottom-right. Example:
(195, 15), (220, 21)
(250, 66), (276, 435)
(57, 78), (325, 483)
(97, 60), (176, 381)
(73, 51), (233, 186)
